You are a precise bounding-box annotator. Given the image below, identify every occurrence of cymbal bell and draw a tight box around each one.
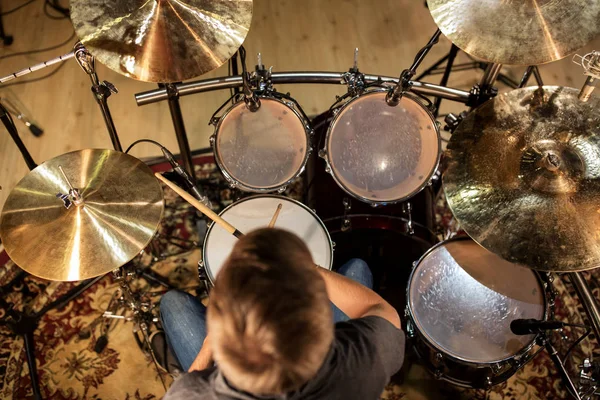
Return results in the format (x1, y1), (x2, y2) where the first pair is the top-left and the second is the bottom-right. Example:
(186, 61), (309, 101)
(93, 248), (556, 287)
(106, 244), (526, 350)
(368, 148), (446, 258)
(0, 149), (164, 281)
(70, 0), (253, 83)
(443, 86), (600, 272)
(427, 0), (600, 65)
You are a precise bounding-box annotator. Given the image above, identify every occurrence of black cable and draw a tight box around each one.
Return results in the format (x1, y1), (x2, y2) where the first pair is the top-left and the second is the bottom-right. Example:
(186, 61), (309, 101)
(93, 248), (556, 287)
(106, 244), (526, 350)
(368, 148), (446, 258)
(43, 0), (69, 19)
(1, 0), (37, 16)
(0, 61), (66, 88)
(562, 324), (592, 364)
(125, 139), (166, 154)
(0, 30), (76, 61)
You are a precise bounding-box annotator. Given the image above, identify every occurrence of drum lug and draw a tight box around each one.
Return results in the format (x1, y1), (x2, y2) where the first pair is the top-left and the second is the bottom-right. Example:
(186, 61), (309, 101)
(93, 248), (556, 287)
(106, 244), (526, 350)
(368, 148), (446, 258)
(319, 149), (327, 159)
(209, 135), (216, 145)
(277, 186), (287, 194)
(491, 363), (502, 374)
(402, 202), (414, 235)
(434, 352), (444, 367)
(342, 218), (351, 232)
(332, 108), (340, 115)
(483, 376), (493, 389)
(325, 165), (332, 174)
(332, 241), (336, 250)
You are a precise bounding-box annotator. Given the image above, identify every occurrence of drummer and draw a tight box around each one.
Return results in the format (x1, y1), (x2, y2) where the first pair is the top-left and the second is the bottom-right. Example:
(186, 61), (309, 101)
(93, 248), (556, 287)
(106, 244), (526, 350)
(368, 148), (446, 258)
(160, 227), (405, 399)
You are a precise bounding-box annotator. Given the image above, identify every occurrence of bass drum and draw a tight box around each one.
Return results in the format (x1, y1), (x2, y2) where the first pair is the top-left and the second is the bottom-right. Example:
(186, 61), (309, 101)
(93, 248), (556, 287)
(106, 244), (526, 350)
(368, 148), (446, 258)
(406, 237), (553, 388)
(307, 111), (437, 313)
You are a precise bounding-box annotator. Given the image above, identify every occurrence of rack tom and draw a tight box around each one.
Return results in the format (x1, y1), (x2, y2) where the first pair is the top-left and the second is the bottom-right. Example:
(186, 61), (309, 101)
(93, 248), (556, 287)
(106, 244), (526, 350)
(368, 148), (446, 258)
(211, 96), (311, 193)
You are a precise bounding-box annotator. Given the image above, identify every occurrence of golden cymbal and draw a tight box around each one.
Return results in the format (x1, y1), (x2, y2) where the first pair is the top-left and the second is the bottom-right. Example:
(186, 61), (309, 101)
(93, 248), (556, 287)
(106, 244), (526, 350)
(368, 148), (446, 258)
(70, 0), (253, 83)
(427, 0), (600, 65)
(443, 86), (600, 272)
(0, 149), (164, 281)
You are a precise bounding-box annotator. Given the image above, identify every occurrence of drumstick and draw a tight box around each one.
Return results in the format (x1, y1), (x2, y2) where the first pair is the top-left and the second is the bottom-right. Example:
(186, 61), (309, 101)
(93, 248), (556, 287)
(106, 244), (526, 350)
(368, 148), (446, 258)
(268, 204), (283, 228)
(155, 172), (244, 238)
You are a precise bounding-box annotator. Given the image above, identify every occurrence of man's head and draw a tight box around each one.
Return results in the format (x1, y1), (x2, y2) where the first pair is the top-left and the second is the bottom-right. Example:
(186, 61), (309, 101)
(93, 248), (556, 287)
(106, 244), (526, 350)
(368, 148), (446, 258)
(207, 228), (333, 395)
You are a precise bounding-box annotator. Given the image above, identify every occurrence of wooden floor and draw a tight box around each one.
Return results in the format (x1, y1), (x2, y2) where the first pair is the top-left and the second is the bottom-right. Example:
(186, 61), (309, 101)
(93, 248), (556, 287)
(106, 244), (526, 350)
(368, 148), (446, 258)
(1, 0), (600, 209)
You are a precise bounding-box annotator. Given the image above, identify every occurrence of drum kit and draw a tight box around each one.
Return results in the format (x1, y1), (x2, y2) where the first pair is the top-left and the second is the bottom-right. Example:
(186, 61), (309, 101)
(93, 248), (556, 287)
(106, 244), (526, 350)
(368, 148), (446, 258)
(2, 0), (600, 399)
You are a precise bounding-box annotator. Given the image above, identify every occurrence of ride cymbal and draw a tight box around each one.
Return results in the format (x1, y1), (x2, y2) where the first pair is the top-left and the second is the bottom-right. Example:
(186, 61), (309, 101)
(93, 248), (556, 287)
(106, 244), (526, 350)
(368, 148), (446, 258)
(0, 149), (164, 281)
(427, 0), (600, 65)
(70, 0), (253, 82)
(443, 86), (600, 272)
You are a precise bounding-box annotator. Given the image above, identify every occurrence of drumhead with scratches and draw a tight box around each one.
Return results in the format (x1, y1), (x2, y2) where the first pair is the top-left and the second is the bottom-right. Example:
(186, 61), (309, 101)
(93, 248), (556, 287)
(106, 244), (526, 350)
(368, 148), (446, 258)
(202, 195), (333, 283)
(408, 239), (545, 363)
(325, 91), (440, 203)
(213, 98), (309, 192)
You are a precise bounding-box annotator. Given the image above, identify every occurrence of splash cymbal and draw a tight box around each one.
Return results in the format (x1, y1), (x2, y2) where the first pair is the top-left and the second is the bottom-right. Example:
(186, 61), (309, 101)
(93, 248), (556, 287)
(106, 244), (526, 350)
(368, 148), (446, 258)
(427, 0), (600, 65)
(443, 86), (600, 272)
(0, 149), (164, 281)
(70, 0), (253, 82)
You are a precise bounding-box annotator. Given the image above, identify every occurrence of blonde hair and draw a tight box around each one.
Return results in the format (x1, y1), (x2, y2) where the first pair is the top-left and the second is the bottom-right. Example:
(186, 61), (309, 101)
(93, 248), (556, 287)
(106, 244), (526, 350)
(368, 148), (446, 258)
(207, 228), (333, 395)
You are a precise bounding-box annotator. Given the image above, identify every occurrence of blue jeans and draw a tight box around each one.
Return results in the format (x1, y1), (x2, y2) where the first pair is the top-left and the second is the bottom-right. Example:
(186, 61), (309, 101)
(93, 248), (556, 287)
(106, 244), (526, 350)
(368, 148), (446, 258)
(160, 258), (373, 371)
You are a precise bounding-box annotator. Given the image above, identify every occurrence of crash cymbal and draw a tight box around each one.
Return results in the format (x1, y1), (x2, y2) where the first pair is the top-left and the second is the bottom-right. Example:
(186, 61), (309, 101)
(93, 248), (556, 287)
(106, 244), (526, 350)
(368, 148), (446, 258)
(70, 0), (253, 82)
(427, 0), (600, 65)
(443, 86), (600, 272)
(0, 149), (164, 281)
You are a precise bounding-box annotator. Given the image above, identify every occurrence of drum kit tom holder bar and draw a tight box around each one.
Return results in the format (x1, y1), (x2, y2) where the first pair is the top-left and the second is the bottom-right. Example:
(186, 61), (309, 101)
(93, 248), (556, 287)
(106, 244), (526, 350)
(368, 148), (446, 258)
(2, 0), (600, 398)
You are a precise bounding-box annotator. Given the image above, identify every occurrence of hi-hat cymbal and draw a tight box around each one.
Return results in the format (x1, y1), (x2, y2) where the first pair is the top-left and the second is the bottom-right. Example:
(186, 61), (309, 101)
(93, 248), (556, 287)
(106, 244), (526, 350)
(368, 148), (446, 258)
(443, 86), (600, 272)
(70, 0), (253, 83)
(0, 149), (164, 281)
(427, 0), (600, 65)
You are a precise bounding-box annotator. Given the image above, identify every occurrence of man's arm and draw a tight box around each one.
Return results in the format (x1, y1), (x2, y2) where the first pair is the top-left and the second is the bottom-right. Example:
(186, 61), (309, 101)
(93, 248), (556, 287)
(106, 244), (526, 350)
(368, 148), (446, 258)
(317, 267), (400, 328)
(188, 335), (212, 372)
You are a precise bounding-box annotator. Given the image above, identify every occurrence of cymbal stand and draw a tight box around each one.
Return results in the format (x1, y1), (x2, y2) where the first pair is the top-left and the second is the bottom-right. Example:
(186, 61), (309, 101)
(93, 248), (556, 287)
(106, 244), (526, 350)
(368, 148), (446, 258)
(159, 83), (196, 184)
(537, 331), (582, 400)
(73, 43), (122, 152)
(0, 275), (104, 400)
(102, 267), (167, 391)
(569, 272), (600, 344)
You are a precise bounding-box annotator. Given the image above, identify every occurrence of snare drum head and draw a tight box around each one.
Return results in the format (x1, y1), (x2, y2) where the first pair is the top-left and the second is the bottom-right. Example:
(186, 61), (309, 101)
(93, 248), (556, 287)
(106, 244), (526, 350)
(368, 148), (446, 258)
(203, 196), (332, 282)
(326, 91), (439, 203)
(214, 98), (309, 191)
(409, 240), (545, 364)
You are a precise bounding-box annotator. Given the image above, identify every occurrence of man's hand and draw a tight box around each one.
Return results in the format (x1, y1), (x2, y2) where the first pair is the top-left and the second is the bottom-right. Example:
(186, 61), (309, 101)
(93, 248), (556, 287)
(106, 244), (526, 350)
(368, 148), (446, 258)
(188, 335), (213, 372)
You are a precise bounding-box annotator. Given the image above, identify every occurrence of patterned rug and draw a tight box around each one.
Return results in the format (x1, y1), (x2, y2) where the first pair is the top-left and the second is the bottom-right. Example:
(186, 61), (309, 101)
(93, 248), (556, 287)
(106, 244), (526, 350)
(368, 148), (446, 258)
(0, 155), (598, 400)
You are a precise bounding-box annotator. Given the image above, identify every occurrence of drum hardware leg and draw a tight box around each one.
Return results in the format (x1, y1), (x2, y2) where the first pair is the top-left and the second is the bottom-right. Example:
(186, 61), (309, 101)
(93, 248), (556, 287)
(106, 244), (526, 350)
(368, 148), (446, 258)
(537, 332), (582, 400)
(0, 275), (103, 400)
(73, 43), (122, 152)
(568, 272), (600, 344)
(197, 261), (211, 295)
(432, 44), (460, 118)
(519, 66), (544, 88)
(0, 102), (37, 170)
(160, 83), (196, 184)
(402, 202), (414, 235)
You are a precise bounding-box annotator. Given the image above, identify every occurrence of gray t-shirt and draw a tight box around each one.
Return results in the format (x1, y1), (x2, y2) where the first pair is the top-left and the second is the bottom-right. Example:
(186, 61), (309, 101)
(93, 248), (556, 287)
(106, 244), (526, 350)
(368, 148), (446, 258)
(163, 316), (405, 400)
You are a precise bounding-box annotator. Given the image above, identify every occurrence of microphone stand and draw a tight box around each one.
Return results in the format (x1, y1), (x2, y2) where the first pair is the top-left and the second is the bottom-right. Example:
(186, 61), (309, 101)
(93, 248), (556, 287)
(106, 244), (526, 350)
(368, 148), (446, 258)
(73, 43), (122, 152)
(537, 331), (582, 400)
(0, 102), (37, 170)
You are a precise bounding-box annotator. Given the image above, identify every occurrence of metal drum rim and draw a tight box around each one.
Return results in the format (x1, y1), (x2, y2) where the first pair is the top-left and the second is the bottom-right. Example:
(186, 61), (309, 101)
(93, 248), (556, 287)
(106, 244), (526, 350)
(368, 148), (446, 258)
(405, 235), (550, 366)
(201, 194), (334, 284)
(211, 95), (312, 193)
(322, 89), (441, 205)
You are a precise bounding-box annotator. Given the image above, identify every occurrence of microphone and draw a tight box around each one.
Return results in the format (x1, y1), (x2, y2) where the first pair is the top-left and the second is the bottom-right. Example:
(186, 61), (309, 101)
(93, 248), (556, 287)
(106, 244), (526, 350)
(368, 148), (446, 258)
(510, 318), (565, 335)
(238, 46), (260, 112)
(160, 146), (212, 208)
(574, 51), (600, 102)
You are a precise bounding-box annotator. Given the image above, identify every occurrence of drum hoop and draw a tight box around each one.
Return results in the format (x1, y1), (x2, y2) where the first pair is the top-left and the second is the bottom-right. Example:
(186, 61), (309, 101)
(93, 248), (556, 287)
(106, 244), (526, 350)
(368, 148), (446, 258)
(201, 194), (334, 284)
(322, 89), (441, 205)
(211, 95), (312, 193)
(406, 235), (552, 366)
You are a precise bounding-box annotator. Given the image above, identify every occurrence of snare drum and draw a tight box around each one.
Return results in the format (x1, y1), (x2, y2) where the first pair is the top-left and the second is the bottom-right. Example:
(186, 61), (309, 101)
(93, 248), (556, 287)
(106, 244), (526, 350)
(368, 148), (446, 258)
(211, 96), (311, 192)
(201, 195), (333, 284)
(406, 237), (552, 388)
(321, 89), (440, 204)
